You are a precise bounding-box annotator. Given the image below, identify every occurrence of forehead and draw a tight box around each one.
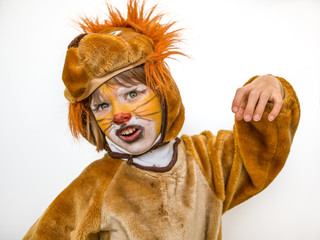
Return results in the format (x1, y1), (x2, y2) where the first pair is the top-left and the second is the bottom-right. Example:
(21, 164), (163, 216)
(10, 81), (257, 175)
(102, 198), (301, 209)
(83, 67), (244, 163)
(91, 78), (146, 102)
(101, 77), (142, 92)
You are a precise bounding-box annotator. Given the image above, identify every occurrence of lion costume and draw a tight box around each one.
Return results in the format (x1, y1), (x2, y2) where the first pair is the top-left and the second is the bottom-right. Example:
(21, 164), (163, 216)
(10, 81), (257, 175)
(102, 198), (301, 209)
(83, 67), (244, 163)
(23, 1), (300, 239)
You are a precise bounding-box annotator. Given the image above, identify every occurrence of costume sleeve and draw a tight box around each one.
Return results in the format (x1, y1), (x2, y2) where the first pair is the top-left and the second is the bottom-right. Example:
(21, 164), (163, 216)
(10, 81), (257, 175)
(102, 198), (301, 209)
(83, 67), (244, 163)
(23, 157), (121, 240)
(182, 76), (300, 213)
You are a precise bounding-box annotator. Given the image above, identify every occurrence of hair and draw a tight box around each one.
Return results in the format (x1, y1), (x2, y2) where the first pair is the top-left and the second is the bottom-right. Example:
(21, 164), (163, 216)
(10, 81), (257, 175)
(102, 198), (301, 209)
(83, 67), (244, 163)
(69, 65), (151, 151)
(68, 0), (186, 150)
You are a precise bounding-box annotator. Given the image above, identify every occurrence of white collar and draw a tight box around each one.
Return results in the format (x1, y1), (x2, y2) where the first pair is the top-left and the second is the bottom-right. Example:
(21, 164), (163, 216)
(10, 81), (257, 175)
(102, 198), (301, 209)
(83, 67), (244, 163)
(105, 135), (174, 168)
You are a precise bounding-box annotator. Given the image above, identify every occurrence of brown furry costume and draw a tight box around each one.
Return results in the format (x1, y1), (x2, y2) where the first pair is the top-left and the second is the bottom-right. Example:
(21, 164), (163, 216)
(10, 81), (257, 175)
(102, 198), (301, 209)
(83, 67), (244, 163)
(23, 1), (300, 239)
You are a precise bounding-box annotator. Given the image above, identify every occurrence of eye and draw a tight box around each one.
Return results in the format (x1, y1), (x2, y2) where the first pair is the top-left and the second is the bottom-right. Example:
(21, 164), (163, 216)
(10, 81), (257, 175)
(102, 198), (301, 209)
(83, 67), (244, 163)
(128, 91), (138, 99)
(109, 30), (122, 36)
(98, 103), (109, 111)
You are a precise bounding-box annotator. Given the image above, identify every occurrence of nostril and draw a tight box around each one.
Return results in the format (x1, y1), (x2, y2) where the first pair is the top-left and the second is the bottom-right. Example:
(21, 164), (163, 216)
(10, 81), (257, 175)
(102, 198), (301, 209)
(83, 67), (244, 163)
(113, 113), (132, 125)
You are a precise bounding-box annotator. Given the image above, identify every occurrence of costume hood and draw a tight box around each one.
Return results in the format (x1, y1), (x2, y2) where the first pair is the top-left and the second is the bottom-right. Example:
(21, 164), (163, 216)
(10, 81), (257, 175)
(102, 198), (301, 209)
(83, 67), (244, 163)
(63, 0), (185, 148)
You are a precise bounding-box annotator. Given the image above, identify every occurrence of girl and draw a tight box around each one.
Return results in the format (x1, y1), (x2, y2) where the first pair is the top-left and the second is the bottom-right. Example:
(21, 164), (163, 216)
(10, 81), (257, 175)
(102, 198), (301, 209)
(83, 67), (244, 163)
(23, 1), (300, 239)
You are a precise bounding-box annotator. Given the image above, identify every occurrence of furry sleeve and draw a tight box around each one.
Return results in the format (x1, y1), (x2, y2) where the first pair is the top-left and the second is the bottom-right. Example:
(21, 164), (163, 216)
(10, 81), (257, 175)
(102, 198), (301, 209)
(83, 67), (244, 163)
(23, 156), (122, 240)
(182, 76), (300, 213)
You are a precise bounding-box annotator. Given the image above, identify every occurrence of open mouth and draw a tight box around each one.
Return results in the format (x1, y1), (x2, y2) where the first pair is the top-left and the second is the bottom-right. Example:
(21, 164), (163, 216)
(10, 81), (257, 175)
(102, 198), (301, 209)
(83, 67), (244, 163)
(116, 125), (143, 143)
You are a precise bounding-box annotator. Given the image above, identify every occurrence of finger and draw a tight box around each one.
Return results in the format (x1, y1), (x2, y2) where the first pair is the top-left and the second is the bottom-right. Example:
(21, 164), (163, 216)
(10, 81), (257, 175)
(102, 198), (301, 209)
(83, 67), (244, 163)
(232, 87), (249, 113)
(235, 98), (247, 121)
(268, 95), (283, 121)
(235, 105), (245, 121)
(252, 92), (270, 121)
(243, 90), (261, 122)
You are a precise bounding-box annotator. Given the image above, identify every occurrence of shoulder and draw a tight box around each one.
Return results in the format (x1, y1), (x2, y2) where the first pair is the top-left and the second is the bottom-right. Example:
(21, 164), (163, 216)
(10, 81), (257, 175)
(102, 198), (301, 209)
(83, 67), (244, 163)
(43, 155), (123, 216)
(181, 130), (234, 155)
(75, 154), (123, 186)
(22, 155), (123, 240)
(51, 155), (124, 201)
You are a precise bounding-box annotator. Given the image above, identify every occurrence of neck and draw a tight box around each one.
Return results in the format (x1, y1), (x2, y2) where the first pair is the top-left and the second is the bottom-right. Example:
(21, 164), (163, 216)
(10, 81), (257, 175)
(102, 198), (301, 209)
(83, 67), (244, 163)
(105, 135), (175, 168)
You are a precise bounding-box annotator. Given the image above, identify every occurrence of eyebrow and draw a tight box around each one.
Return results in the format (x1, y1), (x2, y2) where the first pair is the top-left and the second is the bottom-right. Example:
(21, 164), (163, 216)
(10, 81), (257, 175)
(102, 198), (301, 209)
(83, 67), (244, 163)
(117, 84), (146, 96)
(90, 91), (107, 107)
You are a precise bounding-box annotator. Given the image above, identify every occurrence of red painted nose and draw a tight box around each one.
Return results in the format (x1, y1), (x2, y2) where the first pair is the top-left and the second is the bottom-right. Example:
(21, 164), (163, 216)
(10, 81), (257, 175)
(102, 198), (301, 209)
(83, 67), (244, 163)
(113, 113), (132, 125)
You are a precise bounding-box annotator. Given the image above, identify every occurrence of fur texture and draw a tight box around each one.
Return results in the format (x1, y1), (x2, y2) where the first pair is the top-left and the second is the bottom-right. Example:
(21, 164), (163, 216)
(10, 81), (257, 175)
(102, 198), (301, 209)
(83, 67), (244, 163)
(23, 157), (122, 239)
(63, 28), (154, 102)
(23, 77), (300, 239)
(65, 0), (185, 146)
(76, 0), (186, 101)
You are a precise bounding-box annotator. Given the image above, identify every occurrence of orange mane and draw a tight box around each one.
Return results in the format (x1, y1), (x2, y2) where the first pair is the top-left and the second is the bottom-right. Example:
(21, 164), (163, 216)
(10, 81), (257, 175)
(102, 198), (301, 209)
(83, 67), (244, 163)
(76, 0), (186, 100)
(68, 0), (186, 144)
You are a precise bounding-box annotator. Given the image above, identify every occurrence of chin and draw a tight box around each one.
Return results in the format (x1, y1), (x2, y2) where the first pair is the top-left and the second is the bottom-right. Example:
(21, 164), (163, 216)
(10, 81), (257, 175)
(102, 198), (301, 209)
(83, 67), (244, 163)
(124, 140), (155, 155)
(108, 118), (158, 155)
(112, 132), (157, 155)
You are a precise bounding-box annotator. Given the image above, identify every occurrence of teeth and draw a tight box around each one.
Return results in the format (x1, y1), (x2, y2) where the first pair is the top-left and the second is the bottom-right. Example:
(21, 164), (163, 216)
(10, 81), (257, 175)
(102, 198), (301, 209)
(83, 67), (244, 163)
(121, 127), (137, 136)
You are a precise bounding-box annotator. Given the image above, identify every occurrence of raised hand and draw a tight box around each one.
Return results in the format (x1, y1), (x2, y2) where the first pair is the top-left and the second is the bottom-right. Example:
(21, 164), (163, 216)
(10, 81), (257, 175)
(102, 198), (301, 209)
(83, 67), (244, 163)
(231, 74), (285, 122)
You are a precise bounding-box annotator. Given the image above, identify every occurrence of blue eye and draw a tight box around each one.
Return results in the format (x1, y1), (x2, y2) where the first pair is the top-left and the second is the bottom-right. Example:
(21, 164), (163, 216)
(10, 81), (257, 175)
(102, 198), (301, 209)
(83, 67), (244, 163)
(128, 91), (138, 98)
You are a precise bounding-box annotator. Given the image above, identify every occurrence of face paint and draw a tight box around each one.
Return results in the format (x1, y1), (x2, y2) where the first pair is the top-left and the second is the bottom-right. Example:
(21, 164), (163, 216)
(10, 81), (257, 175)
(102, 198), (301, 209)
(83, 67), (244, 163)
(90, 79), (162, 155)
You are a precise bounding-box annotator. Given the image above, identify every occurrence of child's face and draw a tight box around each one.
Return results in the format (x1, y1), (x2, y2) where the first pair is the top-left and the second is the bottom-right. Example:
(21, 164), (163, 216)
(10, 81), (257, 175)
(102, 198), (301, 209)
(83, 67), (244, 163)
(90, 79), (162, 155)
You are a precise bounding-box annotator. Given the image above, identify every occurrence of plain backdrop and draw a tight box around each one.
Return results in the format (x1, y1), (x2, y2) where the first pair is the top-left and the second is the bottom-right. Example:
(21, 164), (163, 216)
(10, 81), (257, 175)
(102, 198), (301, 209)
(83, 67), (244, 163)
(1, 0), (319, 239)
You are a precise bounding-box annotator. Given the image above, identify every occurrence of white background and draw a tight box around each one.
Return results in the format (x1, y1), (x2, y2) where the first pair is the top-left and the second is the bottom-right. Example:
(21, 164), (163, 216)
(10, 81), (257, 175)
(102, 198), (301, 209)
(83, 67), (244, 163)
(1, 0), (319, 239)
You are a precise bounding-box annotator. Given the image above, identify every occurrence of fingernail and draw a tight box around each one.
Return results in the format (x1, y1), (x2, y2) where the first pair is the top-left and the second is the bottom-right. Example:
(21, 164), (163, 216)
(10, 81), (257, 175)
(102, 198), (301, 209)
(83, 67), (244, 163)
(269, 115), (275, 121)
(244, 114), (251, 122)
(253, 114), (260, 121)
(232, 107), (238, 113)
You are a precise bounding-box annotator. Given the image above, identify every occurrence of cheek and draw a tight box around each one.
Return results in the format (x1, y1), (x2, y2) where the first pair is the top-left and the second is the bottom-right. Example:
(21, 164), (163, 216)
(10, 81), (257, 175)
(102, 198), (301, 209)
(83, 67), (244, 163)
(95, 113), (113, 134)
(144, 98), (162, 134)
(129, 94), (162, 136)
(154, 114), (162, 135)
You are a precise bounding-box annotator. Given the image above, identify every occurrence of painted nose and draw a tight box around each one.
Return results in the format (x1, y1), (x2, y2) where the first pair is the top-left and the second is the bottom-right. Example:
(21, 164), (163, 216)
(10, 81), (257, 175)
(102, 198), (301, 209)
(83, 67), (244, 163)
(113, 113), (132, 125)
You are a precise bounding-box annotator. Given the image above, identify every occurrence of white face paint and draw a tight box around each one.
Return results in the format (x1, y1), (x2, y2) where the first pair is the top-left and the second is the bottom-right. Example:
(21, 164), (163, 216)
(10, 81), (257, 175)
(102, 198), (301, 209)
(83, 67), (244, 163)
(90, 79), (162, 155)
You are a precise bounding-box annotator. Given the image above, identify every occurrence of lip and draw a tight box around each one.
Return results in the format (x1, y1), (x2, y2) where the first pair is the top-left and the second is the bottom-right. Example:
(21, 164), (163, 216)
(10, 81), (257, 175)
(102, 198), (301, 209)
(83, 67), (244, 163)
(116, 124), (144, 143)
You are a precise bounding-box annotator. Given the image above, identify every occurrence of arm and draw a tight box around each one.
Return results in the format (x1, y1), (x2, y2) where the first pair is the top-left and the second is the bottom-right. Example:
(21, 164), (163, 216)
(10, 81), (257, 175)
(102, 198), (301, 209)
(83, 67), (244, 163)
(23, 157), (121, 240)
(224, 75), (300, 211)
(182, 75), (300, 212)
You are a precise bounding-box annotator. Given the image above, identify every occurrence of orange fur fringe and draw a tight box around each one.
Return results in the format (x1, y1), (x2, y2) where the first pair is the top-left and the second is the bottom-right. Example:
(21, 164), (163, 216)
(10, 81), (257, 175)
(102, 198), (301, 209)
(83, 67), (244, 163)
(69, 0), (186, 140)
(77, 0), (186, 99)
(69, 101), (88, 139)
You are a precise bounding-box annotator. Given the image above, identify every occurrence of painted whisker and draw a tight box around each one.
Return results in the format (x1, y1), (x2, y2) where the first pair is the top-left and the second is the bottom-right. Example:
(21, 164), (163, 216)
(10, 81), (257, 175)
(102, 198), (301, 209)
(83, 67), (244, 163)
(97, 117), (112, 123)
(135, 116), (153, 121)
(132, 95), (157, 112)
(137, 111), (161, 118)
(100, 119), (113, 125)
(133, 109), (149, 115)
(103, 124), (113, 134)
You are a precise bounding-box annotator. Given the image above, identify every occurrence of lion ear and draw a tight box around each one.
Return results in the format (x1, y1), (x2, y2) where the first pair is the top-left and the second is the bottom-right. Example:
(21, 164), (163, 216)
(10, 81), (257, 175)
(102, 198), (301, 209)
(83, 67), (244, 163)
(62, 47), (90, 102)
(68, 33), (88, 49)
